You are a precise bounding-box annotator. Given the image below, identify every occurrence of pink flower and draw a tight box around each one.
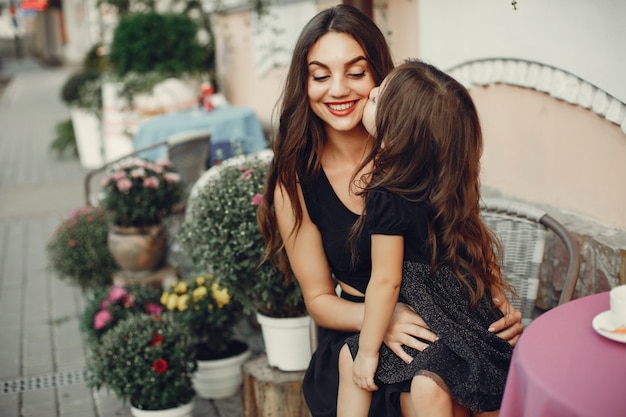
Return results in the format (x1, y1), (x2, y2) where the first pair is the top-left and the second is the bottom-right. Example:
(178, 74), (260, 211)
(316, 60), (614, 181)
(163, 172), (180, 184)
(116, 178), (132, 192)
(130, 167), (146, 178)
(108, 286), (127, 302)
(239, 169), (254, 181)
(112, 171), (127, 181)
(145, 302), (163, 316)
(68, 240), (76, 247)
(251, 193), (263, 206)
(143, 177), (159, 189)
(157, 160), (171, 168)
(123, 294), (135, 308)
(94, 309), (112, 330)
(99, 300), (109, 309)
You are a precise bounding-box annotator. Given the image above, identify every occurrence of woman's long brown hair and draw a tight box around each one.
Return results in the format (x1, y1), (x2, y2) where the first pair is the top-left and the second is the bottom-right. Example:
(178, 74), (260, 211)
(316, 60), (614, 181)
(257, 5), (395, 278)
(352, 59), (511, 307)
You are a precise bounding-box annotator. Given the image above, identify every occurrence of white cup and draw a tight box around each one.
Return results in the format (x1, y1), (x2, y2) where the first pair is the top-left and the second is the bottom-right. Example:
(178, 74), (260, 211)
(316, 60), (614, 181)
(609, 285), (626, 328)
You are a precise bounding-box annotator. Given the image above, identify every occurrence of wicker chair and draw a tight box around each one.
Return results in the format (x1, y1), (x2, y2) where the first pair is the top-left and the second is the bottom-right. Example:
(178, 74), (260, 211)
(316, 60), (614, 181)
(84, 129), (211, 207)
(480, 197), (580, 325)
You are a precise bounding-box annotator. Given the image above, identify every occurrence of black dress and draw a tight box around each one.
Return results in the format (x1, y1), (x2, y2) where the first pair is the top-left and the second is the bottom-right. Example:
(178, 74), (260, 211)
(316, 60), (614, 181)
(344, 189), (513, 413)
(300, 171), (409, 417)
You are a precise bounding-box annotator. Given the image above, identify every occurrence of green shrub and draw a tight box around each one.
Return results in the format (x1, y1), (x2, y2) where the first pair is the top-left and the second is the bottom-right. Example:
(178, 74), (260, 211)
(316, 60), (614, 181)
(46, 206), (118, 292)
(49, 119), (77, 159)
(109, 12), (205, 77)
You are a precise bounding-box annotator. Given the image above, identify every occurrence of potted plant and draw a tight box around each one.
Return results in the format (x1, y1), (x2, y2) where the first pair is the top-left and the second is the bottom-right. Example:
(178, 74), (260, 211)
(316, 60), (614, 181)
(79, 283), (163, 348)
(46, 206), (118, 292)
(160, 273), (251, 399)
(87, 313), (197, 416)
(180, 152), (311, 371)
(60, 44), (107, 168)
(101, 157), (184, 276)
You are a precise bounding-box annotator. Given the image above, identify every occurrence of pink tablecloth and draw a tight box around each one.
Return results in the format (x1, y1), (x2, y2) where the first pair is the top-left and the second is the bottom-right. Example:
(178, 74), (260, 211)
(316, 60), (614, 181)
(500, 292), (626, 417)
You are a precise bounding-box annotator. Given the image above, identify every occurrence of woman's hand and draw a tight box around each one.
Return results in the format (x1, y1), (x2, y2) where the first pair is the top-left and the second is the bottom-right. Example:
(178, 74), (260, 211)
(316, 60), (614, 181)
(489, 294), (524, 347)
(383, 303), (437, 364)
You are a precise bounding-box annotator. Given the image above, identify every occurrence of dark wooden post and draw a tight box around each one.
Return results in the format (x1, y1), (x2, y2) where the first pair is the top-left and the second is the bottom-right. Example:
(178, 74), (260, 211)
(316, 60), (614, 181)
(343, 0), (373, 19)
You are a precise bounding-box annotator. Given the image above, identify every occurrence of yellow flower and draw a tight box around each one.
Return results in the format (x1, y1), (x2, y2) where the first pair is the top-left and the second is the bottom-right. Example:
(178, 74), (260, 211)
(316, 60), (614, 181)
(177, 294), (190, 311)
(174, 281), (188, 295)
(160, 292), (169, 306)
(195, 275), (207, 286)
(211, 283), (231, 308)
(192, 285), (208, 302)
(166, 293), (179, 311)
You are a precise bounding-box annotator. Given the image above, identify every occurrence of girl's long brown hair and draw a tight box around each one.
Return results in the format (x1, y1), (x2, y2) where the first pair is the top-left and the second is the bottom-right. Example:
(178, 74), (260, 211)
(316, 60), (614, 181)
(257, 5), (395, 278)
(352, 59), (511, 307)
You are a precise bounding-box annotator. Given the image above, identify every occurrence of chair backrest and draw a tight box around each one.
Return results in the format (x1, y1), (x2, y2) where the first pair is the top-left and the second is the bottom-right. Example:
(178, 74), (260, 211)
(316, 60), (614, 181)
(480, 197), (580, 325)
(84, 130), (211, 207)
(166, 129), (211, 190)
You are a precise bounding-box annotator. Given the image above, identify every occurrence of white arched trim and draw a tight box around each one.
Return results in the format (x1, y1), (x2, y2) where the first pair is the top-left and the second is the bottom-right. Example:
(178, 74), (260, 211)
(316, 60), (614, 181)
(447, 58), (626, 136)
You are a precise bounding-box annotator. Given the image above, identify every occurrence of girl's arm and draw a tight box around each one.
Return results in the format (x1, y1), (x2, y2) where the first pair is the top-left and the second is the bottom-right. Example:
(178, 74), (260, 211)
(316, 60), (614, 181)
(352, 234), (404, 391)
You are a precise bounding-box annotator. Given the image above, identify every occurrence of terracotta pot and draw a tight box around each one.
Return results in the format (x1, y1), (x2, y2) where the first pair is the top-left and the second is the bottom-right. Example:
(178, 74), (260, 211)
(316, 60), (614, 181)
(107, 223), (166, 275)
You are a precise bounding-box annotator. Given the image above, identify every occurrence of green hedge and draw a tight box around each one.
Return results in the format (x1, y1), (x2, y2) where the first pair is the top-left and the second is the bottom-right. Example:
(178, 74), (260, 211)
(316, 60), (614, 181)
(109, 12), (205, 76)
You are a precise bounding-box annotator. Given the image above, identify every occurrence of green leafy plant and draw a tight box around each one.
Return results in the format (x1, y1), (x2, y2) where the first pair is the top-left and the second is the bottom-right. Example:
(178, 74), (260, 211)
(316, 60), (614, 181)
(160, 273), (245, 358)
(87, 313), (197, 410)
(49, 119), (77, 158)
(79, 284), (163, 348)
(180, 153), (307, 318)
(60, 69), (103, 116)
(101, 158), (184, 227)
(46, 206), (117, 292)
(109, 12), (205, 77)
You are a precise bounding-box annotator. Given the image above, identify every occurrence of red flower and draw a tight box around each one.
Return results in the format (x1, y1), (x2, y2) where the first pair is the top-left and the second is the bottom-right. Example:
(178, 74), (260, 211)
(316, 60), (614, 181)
(151, 333), (164, 346)
(152, 358), (168, 374)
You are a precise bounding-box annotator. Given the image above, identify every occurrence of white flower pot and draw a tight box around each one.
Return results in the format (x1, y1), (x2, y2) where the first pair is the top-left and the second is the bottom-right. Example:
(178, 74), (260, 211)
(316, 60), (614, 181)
(70, 107), (104, 169)
(193, 343), (252, 399)
(130, 399), (194, 417)
(256, 313), (312, 371)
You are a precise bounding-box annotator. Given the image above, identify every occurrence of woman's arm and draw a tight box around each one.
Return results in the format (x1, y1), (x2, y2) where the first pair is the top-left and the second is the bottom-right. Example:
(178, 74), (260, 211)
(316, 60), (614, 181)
(274, 183), (364, 331)
(353, 234), (403, 391)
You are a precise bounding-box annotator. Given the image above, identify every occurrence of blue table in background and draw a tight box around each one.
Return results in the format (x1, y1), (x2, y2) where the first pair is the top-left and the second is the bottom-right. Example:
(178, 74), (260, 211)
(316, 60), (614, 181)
(133, 106), (268, 167)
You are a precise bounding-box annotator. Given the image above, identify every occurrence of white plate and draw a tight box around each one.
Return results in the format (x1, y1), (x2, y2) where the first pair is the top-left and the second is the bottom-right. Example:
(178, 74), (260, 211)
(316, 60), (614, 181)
(592, 310), (626, 344)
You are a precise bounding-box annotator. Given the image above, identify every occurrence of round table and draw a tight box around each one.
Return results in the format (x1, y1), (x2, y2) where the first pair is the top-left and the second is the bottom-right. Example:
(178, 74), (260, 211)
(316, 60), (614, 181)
(500, 292), (626, 417)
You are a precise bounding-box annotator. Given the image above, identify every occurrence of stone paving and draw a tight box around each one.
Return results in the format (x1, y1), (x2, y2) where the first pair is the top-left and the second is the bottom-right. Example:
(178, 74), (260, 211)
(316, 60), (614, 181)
(0, 57), (253, 417)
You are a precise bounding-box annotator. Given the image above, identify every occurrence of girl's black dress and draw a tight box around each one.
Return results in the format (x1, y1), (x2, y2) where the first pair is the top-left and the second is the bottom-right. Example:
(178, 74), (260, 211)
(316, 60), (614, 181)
(345, 188), (513, 413)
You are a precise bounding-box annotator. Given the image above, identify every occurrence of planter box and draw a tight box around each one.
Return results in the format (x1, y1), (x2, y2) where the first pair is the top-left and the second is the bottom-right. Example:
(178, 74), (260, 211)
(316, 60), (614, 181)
(70, 107), (104, 169)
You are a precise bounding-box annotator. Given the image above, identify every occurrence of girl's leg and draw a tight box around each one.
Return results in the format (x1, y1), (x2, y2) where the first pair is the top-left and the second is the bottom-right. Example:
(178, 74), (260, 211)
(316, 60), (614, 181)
(410, 374), (460, 417)
(337, 344), (371, 417)
(401, 390), (470, 417)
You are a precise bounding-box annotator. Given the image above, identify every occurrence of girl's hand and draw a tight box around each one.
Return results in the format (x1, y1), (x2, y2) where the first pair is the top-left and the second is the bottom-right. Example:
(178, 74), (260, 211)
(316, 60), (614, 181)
(352, 351), (379, 392)
(489, 295), (524, 347)
(383, 303), (437, 364)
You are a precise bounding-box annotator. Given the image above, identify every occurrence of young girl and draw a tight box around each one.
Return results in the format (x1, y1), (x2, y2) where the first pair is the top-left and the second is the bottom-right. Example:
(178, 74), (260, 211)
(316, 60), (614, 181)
(337, 60), (514, 417)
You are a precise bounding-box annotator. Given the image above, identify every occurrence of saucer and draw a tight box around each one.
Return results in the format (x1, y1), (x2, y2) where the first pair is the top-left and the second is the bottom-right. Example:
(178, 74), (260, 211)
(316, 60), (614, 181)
(592, 310), (626, 344)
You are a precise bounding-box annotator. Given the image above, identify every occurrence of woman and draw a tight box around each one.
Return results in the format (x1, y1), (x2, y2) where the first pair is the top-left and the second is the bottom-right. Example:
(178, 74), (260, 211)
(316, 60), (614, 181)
(257, 5), (523, 417)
